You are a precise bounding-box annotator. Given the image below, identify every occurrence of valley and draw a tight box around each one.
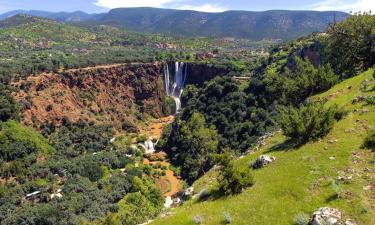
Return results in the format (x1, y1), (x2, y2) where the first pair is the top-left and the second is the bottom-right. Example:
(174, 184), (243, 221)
(0, 6), (374, 225)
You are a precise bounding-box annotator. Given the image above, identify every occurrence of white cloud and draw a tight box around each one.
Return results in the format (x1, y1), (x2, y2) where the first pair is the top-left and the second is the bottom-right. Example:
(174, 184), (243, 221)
(94, 0), (226, 12)
(311, 0), (375, 13)
(94, 0), (176, 9)
(174, 4), (226, 12)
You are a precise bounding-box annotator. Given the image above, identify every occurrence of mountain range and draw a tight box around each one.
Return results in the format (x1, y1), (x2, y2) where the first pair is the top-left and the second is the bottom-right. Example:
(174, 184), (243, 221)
(0, 7), (349, 40)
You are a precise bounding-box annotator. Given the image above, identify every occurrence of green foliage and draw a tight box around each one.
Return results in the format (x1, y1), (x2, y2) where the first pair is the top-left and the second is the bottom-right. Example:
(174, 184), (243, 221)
(223, 212), (232, 224)
(363, 130), (375, 150)
(366, 96), (375, 105)
(216, 151), (254, 195)
(136, 135), (148, 143)
(107, 177), (164, 225)
(0, 93), (19, 122)
(165, 113), (219, 183)
(248, 58), (338, 106)
(0, 119), (163, 225)
(0, 120), (54, 161)
(278, 101), (338, 143)
(50, 120), (113, 157)
(180, 77), (274, 152)
(324, 13), (375, 77)
(294, 212), (310, 225)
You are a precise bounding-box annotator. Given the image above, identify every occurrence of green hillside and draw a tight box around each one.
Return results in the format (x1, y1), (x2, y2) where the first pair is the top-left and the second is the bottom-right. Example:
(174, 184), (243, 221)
(151, 69), (375, 225)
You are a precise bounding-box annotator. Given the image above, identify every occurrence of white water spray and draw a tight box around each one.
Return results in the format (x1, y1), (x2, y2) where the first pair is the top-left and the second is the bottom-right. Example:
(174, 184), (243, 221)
(163, 62), (188, 114)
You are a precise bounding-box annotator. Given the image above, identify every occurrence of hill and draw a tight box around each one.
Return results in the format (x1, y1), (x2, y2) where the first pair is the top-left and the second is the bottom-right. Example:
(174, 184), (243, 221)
(0, 8), (349, 40)
(0, 10), (96, 22)
(151, 69), (375, 224)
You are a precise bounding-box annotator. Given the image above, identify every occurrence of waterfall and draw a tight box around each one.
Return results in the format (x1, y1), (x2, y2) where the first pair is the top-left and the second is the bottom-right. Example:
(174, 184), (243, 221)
(163, 62), (188, 114)
(139, 139), (157, 154)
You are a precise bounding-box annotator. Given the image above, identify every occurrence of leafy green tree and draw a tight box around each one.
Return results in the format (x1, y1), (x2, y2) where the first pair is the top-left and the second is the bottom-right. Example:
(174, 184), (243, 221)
(324, 13), (375, 76)
(0, 94), (19, 122)
(168, 113), (219, 182)
(278, 101), (338, 143)
(216, 150), (254, 195)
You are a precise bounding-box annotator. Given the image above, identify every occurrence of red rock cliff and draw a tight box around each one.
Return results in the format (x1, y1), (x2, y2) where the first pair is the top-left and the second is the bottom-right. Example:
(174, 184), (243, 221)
(12, 63), (166, 129)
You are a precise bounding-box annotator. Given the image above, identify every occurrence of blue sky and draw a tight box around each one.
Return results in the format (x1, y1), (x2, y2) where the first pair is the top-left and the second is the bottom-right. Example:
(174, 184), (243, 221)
(0, 0), (374, 14)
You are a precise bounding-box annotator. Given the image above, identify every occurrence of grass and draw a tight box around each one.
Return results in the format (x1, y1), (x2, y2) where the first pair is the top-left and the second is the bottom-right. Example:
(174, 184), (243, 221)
(151, 69), (375, 225)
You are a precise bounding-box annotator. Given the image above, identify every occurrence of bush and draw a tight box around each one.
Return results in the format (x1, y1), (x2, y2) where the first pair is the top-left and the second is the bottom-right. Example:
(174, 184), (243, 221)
(366, 96), (375, 105)
(278, 101), (338, 143)
(217, 151), (255, 195)
(192, 215), (203, 224)
(0, 94), (19, 122)
(223, 212), (232, 224)
(165, 113), (219, 183)
(136, 135), (147, 143)
(363, 130), (375, 150)
(294, 212), (310, 225)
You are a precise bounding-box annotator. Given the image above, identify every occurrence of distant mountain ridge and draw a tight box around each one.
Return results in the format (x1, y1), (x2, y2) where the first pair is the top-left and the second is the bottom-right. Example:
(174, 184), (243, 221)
(0, 7), (349, 40)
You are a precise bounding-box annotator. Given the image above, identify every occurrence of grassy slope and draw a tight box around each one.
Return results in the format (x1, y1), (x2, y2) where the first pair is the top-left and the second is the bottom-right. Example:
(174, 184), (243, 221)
(152, 69), (375, 225)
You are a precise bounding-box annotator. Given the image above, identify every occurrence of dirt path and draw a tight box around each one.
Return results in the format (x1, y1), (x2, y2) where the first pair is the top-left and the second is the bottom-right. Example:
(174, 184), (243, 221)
(164, 169), (180, 197)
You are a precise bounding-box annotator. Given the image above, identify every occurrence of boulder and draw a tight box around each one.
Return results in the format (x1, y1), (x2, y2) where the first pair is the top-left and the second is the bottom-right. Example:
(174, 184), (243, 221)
(164, 196), (173, 208)
(311, 207), (341, 225)
(182, 187), (194, 200)
(345, 219), (357, 225)
(252, 155), (276, 169)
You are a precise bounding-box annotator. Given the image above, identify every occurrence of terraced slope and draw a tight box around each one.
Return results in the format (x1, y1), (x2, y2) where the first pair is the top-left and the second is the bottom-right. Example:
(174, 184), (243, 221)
(151, 69), (375, 225)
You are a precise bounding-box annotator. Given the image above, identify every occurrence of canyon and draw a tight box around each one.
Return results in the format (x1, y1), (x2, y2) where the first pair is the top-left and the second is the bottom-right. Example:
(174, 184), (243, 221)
(12, 62), (230, 129)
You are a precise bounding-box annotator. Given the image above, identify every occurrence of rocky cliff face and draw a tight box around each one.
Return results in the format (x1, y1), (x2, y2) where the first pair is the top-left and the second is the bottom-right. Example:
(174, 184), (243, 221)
(12, 62), (231, 129)
(185, 63), (231, 86)
(12, 63), (166, 129)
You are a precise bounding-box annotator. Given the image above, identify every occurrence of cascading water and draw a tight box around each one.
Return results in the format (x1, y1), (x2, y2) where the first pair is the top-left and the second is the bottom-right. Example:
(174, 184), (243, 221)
(164, 62), (188, 114)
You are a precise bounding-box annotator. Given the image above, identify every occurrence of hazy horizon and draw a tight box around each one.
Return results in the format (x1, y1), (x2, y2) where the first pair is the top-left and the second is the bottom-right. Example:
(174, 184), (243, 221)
(0, 0), (374, 14)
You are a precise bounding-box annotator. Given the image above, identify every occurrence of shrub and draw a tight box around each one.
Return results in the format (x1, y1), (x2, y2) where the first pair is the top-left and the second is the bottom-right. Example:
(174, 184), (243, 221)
(363, 130), (375, 150)
(366, 96), (375, 105)
(192, 215), (203, 224)
(121, 119), (139, 133)
(294, 212), (310, 225)
(217, 151), (255, 195)
(330, 178), (343, 199)
(223, 212), (232, 224)
(278, 101), (338, 143)
(46, 104), (53, 112)
(136, 135), (147, 143)
(0, 94), (19, 122)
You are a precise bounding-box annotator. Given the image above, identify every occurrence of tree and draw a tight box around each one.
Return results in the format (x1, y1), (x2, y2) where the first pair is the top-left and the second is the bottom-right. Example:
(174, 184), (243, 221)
(0, 94), (19, 122)
(278, 101), (338, 143)
(216, 151), (254, 195)
(324, 13), (375, 77)
(169, 113), (219, 183)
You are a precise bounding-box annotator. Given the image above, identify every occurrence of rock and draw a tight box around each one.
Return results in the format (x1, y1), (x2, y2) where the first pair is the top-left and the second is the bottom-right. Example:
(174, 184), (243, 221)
(324, 146), (329, 150)
(345, 219), (357, 225)
(328, 140), (335, 144)
(363, 185), (373, 191)
(329, 157), (335, 160)
(337, 175), (352, 182)
(164, 196), (173, 208)
(311, 207), (341, 225)
(182, 187), (194, 200)
(361, 108), (370, 115)
(252, 155), (276, 169)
